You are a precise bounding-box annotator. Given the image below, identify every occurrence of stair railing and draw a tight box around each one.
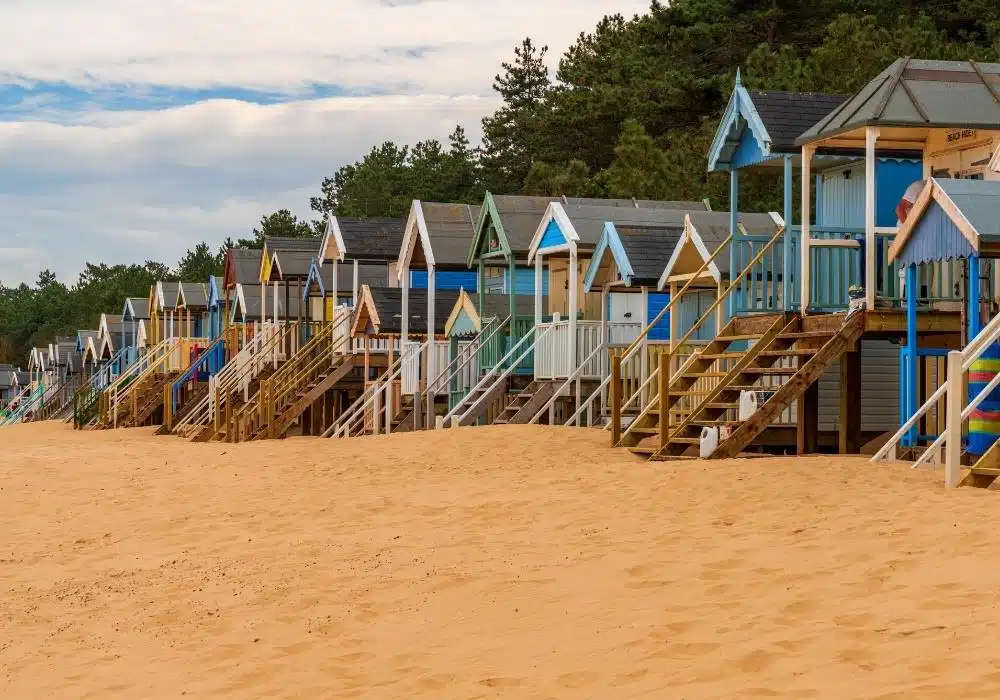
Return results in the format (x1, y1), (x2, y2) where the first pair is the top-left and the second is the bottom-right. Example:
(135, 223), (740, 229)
(237, 310), (352, 440)
(872, 307), (1000, 486)
(530, 341), (608, 426)
(210, 322), (300, 440)
(442, 324), (553, 427)
(0, 384), (42, 427)
(426, 315), (509, 399)
(611, 225), (787, 443)
(100, 337), (174, 427)
(163, 335), (227, 431)
(324, 340), (428, 438)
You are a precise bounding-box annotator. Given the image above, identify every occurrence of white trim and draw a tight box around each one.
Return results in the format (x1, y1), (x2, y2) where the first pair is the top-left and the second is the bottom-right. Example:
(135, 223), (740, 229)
(396, 200), (435, 279)
(527, 202), (580, 262)
(321, 212), (347, 263)
(657, 214), (722, 290)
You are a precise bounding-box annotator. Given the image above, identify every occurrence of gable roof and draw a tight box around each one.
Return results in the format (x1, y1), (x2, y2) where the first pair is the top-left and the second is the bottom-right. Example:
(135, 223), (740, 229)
(302, 260), (389, 299)
(177, 282), (209, 309)
(123, 297), (150, 320)
(798, 58), (1000, 145)
(585, 222), (686, 292)
(709, 71), (846, 171)
(889, 177), (1000, 265)
(268, 249), (316, 281)
(156, 281), (181, 311)
(398, 201), (481, 275)
(352, 285), (460, 337)
(225, 248), (262, 289)
(528, 202), (711, 261)
(322, 216), (406, 263)
(230, 283), (303, 321)
(208, 276), (224, 308)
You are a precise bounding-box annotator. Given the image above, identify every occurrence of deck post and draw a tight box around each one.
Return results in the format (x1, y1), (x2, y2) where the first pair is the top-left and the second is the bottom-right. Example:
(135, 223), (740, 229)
(800, 145), (815, 315)
(331, 257), (339, 309)
(839, 347), (862, 454)
(352, 259), (359, 308)
(611, 355), (622, 446)
(797, 380), (819, 455)
(426, 266), (436, 423)
(568, 245), (579, 377)
(640, 287), (649, 405)
(782, 156), (793, 310)
(864, 126), (879, 310)
(600, 285), (609, 387)
(945, 350), (963, 488)
(534, 254), (543, 326)
(905, 263), (918, 447)
(729, 168), (739, 318)
(658, 350), (668, 451)
(478, 258), (486, 318)
(401, 263), (410, 344)
(508, 257), (517, 338)
(969, 255), (981, 339)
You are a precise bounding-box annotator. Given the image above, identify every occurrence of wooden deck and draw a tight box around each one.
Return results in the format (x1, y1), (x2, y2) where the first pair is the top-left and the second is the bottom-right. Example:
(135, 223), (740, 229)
(729, 309), (962, 340)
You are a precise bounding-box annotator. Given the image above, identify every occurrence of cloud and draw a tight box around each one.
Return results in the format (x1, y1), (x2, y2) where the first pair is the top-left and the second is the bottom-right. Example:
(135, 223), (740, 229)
(0, 0), (649, 285)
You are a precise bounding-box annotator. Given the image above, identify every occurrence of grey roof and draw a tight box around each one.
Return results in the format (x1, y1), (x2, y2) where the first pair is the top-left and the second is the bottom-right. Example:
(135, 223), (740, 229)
(748, 90), (847, 151)
(126, 297), (150, 320)
(272, 250), (315, 280)
(685, 211), (783, 279)
(178, 282), (209, 309)
(159, 281), (180, 308)
(228, 248), (261, 287)
(234, 284), (303, 320)
(308, 261), (389, 295)
(363, 286), (460, 336)
(616, 224), (685, 286)
(936, 178), (1000, 243)
(798, 58), (1000, 145)
(77, 330), (98, 349)
(418, 202), (482, 268)
(485, 195), (709, 260)
(560, 204), (708, 249)
(264, 236), (322, 254)
(337, 218), (405, 261)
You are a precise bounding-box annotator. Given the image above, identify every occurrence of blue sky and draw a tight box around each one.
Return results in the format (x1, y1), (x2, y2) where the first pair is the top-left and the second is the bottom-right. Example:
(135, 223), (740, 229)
(0, 0), (648, 285)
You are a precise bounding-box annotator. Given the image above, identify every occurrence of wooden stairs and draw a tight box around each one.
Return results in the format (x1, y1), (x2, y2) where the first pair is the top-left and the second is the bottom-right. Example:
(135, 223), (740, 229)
(156, 382), (209, 436)
(493, 381), (557, 425)
(250, 355), (356, 441)
(99, 372), (180, 429)
(196, 367), (275, 442)
(961, 439), (1000, 488)
(625, 312), (866, 460)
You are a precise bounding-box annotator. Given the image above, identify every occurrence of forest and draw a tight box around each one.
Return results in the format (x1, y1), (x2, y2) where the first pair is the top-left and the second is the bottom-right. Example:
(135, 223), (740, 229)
(4, 0), (1000, 365)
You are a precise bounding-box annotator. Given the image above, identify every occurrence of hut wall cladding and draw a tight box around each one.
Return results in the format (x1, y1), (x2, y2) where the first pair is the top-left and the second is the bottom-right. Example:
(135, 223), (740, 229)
(485, 268), (551, 297)
(409, 270), (478, 291)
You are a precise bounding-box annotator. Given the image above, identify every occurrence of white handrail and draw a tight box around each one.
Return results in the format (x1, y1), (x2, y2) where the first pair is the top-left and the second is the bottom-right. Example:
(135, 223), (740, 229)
(426, 315), (509, 397)
(910, 369), (1000, 471)
(446, 325), (551, 426)
(872, 308), (1000, 465)
(530, 341), (606, 425)
(325, 341), (427, 438)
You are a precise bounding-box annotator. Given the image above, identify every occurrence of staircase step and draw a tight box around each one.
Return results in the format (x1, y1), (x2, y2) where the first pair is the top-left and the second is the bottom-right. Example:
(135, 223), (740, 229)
(969, 467), (1000, 477)
(719, 334), (763, 342)
(757, 349), (816, 358)
(741, 367), (799, 376)
(681, 372), (728, 379)
(688, 419), (744, 427)
(705, 402), (739, 410)
(778, 331), (835, 340)
(699, 352), (745, 361)
(669, 437), (701, 445)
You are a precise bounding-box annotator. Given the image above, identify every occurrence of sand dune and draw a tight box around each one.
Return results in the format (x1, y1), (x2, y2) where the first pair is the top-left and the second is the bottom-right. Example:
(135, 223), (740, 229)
(2, 421), (1000, 698)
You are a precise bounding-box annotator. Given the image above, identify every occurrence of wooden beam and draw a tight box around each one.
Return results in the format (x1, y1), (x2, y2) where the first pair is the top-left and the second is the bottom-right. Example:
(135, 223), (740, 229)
(839, 349), (861, 454)
(797, 380), (820, 455)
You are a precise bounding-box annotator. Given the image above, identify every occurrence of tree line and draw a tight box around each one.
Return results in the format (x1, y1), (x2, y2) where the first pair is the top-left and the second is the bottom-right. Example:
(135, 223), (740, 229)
(5, 0), (1000, 365)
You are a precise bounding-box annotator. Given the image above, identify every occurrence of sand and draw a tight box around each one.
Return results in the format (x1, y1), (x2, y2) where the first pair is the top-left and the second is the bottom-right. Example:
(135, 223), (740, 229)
(2, 422), (1000, 699)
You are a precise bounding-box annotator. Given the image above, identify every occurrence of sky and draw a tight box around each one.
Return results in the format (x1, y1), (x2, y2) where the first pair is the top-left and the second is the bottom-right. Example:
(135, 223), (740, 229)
(0, 0), (649, 286)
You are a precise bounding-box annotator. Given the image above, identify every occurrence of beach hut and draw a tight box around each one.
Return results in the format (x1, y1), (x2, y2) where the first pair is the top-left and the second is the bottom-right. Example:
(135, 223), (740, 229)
(121, 297), (150, 363)
(175, 283), (211, 338)
(149, 282), (181, 345)
(396, 201), (480, 420)
(316, 214), (405, 309)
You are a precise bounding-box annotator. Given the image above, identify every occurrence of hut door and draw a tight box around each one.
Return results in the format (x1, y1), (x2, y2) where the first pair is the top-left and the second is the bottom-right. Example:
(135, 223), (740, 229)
(608, 293), (643, 325)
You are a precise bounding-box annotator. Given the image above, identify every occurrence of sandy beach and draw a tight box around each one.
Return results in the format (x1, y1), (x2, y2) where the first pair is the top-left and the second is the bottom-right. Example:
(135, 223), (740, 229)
(2, 421), (1000, 698)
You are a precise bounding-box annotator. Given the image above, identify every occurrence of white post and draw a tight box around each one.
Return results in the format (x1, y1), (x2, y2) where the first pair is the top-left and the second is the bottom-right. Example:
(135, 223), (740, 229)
(401, 264), (410, 343)
(535, 253), (544, 326)
(640, 287), (649, 403)
(384, 379), (393, 433)
(261, 283), (267, 326)
(945, 350), (963, 488)
(800, 144), (815, 315)
(331, 261), (339, 310)
(600, 285), (609, 382)
(568, 245), (579, 376)
(864, 126), (879, 310)
(373, 383), (381, 435)
(426, 267), (436, 422)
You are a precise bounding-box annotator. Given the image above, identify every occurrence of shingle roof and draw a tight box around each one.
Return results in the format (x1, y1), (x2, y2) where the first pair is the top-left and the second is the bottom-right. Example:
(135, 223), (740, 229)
(271, 250), (315, 280)
(338, 218), (405, 261)
(308, 261), (389, 295)
(363, 286), (460, 336)
(178, 283), (209, 309)
(488, 195), (708, 257)
(560, 204), (707, 249)
(126, 298), (150, 320)
(748, 90), (847, 151)
(479, 293), (539, 319)
(234, 283), (303, 320)
(418, 202), (482, 268)
(263, 236), (322, 254)
(615, 224), (685, 286)
(159, 281), (180, 309)
(228, 249), (261, 287)
(798, 58), (1000, 144)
